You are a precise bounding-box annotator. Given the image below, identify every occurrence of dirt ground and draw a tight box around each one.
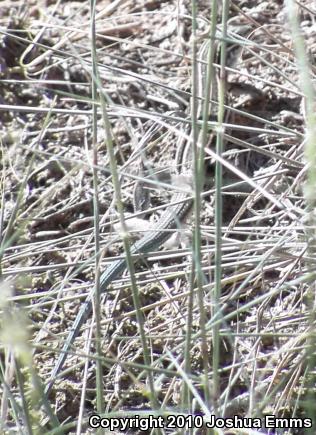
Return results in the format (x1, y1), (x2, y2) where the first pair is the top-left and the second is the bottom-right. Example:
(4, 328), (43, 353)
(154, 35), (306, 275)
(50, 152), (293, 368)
(1, 0), (316, 433)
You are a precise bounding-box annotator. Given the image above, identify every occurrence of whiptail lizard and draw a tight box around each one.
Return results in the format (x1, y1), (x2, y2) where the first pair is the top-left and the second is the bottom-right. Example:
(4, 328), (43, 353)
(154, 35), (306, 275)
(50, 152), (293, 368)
(45, 34), (223, 394)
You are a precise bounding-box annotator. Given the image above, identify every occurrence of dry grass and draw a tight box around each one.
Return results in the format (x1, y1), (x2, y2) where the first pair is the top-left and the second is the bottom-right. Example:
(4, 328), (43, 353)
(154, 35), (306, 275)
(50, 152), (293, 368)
(0, 0), (316, 434)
